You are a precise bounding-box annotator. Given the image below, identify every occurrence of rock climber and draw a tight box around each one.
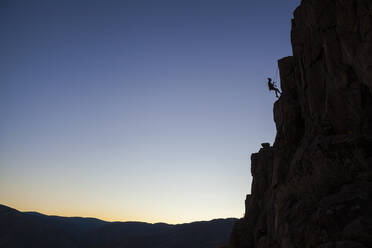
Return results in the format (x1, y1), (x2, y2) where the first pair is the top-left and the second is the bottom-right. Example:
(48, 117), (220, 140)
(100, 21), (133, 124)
(267, 77), (281, 98)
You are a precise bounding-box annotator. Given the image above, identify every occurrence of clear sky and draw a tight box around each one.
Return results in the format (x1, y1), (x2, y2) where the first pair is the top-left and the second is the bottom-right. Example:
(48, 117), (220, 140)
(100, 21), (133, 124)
(0, 0), (300, 224)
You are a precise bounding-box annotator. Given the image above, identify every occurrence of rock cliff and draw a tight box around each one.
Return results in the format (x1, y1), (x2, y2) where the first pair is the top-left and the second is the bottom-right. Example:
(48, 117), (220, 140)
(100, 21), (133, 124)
(230, 0), (372, 247)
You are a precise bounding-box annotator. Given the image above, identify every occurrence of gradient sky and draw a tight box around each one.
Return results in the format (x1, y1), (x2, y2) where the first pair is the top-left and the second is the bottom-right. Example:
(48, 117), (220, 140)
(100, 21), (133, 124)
(0, 0), (300, 224)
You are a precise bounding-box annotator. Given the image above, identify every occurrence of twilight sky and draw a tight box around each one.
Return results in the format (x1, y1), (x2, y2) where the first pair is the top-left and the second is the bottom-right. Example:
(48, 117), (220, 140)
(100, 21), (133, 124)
(0, 0), (300, 224)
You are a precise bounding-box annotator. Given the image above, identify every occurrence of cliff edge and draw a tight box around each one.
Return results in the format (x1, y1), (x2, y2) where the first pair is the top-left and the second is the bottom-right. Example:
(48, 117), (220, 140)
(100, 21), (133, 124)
(230, 0), (372, 247)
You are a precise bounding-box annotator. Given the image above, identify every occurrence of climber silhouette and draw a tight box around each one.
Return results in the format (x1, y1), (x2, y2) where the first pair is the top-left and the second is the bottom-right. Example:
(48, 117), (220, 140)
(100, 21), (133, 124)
(267, 77), (281, 98)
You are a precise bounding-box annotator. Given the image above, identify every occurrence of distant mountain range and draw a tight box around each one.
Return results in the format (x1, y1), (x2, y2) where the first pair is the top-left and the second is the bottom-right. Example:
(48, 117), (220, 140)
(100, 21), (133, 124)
(0, 204), (236, 248)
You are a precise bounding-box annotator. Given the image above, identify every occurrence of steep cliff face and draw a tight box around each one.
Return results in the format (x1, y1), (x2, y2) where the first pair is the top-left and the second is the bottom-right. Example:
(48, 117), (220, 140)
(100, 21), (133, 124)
(230, 0), (372, 247)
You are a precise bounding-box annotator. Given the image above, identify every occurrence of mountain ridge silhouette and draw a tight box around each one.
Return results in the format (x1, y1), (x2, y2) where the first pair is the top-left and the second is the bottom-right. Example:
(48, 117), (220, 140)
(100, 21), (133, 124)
(0, 204), (236, 248)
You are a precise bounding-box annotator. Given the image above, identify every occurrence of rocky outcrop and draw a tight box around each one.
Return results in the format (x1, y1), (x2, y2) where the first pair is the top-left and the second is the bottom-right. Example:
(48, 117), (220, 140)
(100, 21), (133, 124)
(230, 0), (372, 247)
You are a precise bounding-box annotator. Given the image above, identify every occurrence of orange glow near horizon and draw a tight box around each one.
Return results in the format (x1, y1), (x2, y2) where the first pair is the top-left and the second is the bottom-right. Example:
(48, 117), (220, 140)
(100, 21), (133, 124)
(1, 196), (244, 224)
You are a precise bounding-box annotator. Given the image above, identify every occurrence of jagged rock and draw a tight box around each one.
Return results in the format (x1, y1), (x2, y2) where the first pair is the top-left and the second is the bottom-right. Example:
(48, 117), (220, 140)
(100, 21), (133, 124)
(230, 0), (372, 247)
(261, 143), (270, 149)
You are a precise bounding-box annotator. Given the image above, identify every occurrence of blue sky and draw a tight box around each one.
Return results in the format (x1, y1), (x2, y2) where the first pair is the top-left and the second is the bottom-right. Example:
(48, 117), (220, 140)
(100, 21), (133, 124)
(0, 0), (300, 223)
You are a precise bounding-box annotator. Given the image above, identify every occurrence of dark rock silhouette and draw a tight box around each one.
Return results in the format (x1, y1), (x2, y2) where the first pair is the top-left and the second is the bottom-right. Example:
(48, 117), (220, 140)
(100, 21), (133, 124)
(0, 204), (236, 248)
(230, 0), (372, 247)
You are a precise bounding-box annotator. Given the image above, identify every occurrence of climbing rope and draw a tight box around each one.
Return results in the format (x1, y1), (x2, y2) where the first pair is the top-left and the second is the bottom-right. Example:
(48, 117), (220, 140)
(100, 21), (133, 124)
(273, 66), (280, 86)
